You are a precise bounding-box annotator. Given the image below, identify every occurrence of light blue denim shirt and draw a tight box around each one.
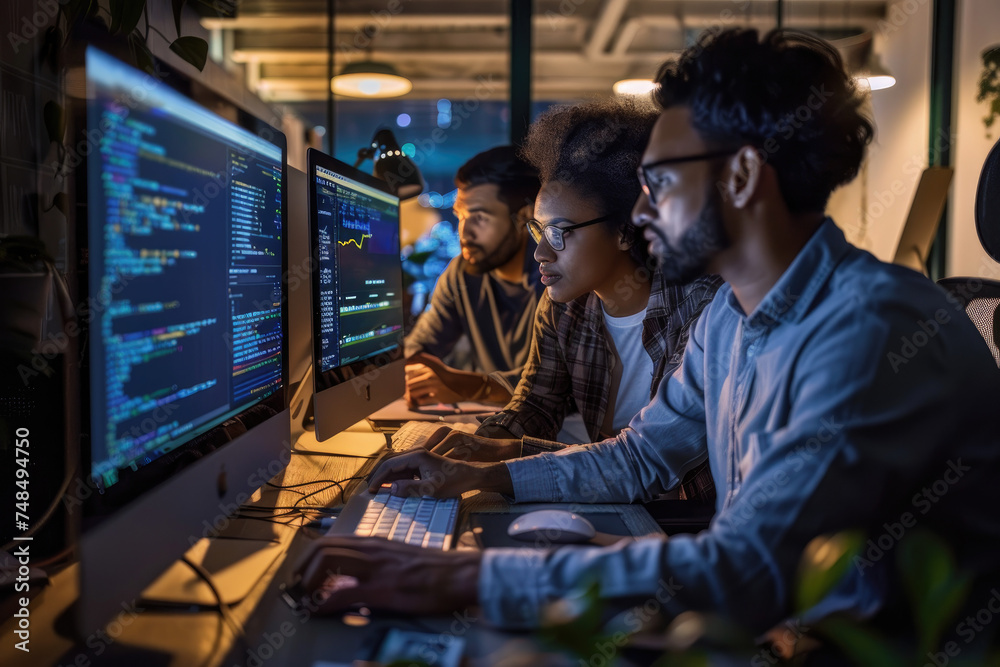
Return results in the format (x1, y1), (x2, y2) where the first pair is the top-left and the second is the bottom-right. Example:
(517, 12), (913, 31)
(479, 219), (1000, 631)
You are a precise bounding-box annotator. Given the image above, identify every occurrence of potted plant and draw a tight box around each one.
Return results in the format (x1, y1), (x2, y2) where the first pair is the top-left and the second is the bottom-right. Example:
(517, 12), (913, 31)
(977, 45), (1000, 137)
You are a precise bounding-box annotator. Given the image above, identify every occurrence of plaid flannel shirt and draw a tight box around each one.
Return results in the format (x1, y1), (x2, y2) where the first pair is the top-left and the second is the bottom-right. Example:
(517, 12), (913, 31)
(478, 268), (723, 500)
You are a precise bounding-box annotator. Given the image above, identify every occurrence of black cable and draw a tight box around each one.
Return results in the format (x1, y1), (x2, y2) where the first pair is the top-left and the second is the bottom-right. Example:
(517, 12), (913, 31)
(180, 556), (245, 640)
(236, 474), (364, 527)
(195, 613), (226, 667)
(229, 513), (299, 528)
(293, 475), (366, 508)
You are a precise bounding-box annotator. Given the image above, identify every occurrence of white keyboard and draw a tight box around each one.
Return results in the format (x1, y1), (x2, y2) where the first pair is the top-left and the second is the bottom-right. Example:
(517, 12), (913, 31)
(390, 420), (450, 451)
(333, 485), (459, 549)
(389, 419), (481, 452)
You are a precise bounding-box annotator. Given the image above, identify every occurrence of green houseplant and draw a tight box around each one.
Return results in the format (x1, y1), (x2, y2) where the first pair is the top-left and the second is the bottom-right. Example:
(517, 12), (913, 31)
(40, 0), (211, 75)
(977, 45), (1000, 137)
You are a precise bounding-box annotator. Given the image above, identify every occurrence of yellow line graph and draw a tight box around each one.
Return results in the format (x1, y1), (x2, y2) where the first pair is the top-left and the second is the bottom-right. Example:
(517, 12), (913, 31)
(338, 233), (372, 249)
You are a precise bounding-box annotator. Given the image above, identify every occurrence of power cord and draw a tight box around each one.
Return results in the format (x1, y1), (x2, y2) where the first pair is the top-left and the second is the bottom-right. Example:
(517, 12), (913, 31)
(179, 555), (245, 640)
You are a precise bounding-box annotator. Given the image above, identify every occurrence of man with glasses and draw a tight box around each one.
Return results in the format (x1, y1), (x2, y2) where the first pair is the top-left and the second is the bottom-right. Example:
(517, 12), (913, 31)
(296, 29), (1000, 652)
(404, 146), (543, 407)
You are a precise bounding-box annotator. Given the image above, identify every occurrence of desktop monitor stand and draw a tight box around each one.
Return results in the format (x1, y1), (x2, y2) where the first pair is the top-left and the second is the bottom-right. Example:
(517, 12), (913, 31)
(292, 418), (389, 458)
(287, 364), (398, 458)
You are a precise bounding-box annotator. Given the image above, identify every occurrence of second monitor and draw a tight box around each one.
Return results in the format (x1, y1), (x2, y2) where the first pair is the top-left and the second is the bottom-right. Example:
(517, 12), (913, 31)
(308, 148), (406, 442)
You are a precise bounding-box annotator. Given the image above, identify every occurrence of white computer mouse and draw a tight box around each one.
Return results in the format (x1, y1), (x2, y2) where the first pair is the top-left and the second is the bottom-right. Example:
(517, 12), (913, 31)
(507, 509), (597, 544)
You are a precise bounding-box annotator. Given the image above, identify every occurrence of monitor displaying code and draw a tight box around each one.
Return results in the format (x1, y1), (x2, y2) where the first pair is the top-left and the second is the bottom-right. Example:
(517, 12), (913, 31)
(86, 47), (285, 491)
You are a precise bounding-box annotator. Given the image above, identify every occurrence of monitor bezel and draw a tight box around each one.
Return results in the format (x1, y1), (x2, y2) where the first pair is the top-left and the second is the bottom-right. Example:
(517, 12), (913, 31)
(306, 147), (406, 440)
(76, 44), (292, 634)
(78, 45), (290, 525)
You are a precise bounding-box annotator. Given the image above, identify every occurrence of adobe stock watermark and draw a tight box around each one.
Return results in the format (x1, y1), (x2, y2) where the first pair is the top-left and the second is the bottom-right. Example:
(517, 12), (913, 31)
(238, 562), (477, 667)
(337, 0), (414, 56)
(878, 0), (932, 37)
(582, 577), (683, 667)
(717, 416), (844, 532)
(51, 599), (146, 666)
(853, 458), (971, 574)
(713, 85), (838, 206)
(753, 619), (811, 666)
(6, 0), (59, 54)
(378, 74), (499, 194)
(61, 403), (182, 511)
(885, 307), (952, 373)
(188, 440), (293, 546)
(540, 575), (683, 667)
(924, 587), (1000, 667)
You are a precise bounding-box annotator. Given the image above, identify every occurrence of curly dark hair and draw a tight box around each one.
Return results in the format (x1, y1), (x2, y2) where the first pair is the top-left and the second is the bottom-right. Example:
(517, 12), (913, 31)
(454, 145), (540, 217)
(653, 28), (874, 214)
(520, 97), (658, 267)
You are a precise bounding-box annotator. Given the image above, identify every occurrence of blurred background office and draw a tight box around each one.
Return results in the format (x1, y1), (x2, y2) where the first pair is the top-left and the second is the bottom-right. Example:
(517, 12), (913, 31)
(3, 0), (1000, 325)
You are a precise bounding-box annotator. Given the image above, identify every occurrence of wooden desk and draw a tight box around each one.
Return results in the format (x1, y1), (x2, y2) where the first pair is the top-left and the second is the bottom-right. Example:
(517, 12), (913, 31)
(1, 427), (376, 667)
(1, 424), (665, 667)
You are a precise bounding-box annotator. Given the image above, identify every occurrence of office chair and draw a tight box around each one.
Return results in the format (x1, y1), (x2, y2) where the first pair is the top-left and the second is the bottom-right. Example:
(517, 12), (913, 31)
(936, 137), (1000, 367)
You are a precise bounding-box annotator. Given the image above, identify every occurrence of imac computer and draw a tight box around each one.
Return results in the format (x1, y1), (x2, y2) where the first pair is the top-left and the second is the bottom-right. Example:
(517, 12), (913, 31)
(79, 46), (289, 631)
(305, 148), (406, 445)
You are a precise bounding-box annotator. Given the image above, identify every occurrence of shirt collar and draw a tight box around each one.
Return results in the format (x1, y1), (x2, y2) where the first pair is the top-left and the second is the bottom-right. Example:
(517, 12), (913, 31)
(728, 217), (852, 330)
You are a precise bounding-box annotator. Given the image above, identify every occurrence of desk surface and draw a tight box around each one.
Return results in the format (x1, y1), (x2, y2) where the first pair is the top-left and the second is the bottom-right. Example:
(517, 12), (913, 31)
(0, 422), (665, 667)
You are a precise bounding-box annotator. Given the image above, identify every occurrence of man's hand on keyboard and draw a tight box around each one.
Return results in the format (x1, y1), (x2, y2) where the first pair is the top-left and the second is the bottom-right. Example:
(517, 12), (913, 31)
(430, 431), (522, 463)
(293, 536), (481, 616)
(367, 450), (513, 497)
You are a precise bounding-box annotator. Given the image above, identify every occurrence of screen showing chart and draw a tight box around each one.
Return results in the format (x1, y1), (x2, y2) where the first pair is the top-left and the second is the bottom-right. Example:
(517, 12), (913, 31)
(313, 162), (403, 373)
(86, 47), (285, 492)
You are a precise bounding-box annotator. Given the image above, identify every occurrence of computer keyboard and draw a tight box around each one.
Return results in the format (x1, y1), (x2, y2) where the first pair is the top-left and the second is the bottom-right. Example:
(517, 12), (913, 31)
(329, 485), (459, 550)
(389, 420), (450, 451)
(389, 419), (481, 452)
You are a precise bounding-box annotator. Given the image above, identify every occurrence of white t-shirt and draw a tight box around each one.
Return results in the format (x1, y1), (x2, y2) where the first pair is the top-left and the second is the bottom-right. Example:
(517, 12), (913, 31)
(602, 305), (654, 432)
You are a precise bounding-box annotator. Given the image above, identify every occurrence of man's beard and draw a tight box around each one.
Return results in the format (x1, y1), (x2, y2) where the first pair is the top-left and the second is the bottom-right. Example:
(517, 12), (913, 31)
(650, 188), (729, 285)
(463, 222), (523, 276)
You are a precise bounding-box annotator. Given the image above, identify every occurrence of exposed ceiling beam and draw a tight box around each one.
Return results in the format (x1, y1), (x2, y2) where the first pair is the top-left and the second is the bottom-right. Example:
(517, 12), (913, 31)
(260, 77), (615, 92)
(202, 13), (584, 31)
(585, 0), (631, 59)
(612, 16), (681, 56)
(232, 49), (673, 65)
(258, 83), (620, 103)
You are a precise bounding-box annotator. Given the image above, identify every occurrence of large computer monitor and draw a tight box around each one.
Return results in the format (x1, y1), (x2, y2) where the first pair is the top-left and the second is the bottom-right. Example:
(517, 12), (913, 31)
(306, 148), (405, 443)
(79, 46), (289, 631)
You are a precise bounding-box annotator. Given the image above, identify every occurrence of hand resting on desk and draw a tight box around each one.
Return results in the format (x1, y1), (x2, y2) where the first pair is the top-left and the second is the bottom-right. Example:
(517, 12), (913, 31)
(293, 537), (481, 616)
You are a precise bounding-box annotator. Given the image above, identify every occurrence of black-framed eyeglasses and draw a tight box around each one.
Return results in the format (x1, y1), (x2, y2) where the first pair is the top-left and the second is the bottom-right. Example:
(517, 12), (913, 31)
(637, 149), (735, 205)
(526, 215), (611, 251)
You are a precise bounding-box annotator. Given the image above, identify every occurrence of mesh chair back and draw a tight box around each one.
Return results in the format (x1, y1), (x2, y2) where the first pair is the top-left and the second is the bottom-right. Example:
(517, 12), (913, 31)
(936, 278), (1000, 366)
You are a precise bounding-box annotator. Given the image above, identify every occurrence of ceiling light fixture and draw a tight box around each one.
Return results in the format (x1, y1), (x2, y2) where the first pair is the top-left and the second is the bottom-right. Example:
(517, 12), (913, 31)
(854, 53), (896, 91)
(613, 78), (657, 96)
(331, 60), (412, 98)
